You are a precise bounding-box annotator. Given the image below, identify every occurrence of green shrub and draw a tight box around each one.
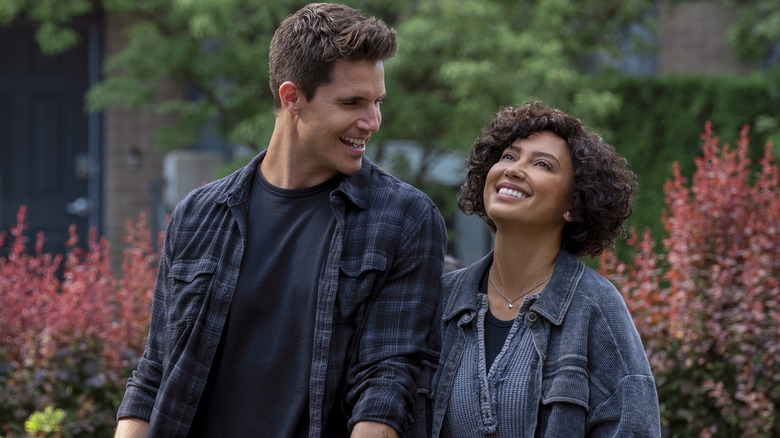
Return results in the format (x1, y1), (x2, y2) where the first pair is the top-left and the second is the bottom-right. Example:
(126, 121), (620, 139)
(24, 407), (66, 438)
(606, 73), (780, 245)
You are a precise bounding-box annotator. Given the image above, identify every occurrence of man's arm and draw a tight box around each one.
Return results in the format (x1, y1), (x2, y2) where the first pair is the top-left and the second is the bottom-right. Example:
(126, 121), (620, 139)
(346, 200), (447, 435)
(115, 418), (150, 438)
(116, 209), (181, 430)
(351, 421), (399, 438)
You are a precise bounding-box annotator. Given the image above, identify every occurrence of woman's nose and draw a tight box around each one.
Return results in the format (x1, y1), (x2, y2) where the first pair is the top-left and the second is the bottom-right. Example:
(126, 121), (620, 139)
(503, 162), (526, 179)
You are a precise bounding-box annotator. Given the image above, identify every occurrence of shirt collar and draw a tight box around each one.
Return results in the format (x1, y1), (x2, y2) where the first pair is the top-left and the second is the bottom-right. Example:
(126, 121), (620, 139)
(215, 151), (373, 210)
(215, 151), (264, 207)
(333, 157), (371, 210)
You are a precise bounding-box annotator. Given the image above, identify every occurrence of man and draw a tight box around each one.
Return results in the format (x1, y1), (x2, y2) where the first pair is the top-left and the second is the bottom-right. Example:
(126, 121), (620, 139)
(114, 3), (446, 437)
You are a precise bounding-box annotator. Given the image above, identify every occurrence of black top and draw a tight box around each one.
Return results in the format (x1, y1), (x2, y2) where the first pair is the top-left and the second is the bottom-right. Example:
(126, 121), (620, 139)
(189, 167), (339, 437)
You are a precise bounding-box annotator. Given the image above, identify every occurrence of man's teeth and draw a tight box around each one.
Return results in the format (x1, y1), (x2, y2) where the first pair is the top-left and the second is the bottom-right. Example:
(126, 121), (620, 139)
(342, 136), (366, 148)
(498, 187), (527, 198)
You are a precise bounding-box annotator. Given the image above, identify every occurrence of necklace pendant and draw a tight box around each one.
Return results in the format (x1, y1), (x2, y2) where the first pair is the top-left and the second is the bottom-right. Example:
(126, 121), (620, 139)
(508, 302), (514, 309)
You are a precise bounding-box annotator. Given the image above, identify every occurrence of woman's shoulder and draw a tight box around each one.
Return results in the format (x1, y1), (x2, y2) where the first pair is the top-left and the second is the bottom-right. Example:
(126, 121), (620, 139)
(441, 267), (464, 289)
(574, 264), (626, 305)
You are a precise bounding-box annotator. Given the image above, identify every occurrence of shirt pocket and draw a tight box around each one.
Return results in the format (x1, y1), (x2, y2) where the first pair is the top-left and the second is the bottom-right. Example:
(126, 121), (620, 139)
(165, 257), (218, 331)
(336, 250), (388, 325)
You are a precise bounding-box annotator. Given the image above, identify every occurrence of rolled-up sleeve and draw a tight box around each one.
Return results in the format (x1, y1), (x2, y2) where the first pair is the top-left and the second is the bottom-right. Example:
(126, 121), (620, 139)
(347, 202), (447, 435)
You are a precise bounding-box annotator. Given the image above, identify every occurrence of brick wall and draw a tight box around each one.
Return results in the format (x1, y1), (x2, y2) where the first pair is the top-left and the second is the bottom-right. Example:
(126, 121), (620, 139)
(102, 13), (185, 266)
(658, 1), (755, 74)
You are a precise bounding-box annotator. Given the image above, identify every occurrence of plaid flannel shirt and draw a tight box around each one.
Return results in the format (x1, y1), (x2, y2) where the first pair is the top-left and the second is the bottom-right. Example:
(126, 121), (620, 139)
(117, 151), (447, 437)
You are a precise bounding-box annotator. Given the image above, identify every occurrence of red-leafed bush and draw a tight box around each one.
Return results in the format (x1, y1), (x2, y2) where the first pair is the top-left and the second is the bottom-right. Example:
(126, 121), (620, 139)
(599, 122), (780, 437)
(0, 208), (160, 437)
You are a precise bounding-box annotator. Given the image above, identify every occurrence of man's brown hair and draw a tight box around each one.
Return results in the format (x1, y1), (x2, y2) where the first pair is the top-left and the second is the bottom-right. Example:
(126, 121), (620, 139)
(269, 3), (396, 112)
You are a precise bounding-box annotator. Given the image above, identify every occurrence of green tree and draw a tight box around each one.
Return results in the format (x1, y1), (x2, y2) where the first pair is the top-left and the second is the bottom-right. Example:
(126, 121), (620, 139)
(4, 0), (778, 231)
(0, 0), (656, 176)
(375, 0), (657, 186)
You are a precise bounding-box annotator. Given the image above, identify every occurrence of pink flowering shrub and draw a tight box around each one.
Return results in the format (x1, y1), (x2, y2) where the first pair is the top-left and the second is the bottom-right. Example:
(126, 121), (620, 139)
(0, 208), (160, 437)
(599, 123), (780, 437)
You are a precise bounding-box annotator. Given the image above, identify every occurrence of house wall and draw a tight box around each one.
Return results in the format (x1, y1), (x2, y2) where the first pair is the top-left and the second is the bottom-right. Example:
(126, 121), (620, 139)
(102, 13), (185, 266)
(657, 1), (755, 74)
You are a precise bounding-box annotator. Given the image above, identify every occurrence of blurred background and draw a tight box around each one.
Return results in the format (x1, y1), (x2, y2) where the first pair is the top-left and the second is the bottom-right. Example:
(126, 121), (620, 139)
(1, 0), (778, 265)
(1, 0), (779, 436)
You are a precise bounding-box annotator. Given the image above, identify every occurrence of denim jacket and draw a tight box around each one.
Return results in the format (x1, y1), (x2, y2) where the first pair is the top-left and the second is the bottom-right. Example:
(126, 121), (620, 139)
(431, 250), (661, 437)
(117, 151), (447, 437)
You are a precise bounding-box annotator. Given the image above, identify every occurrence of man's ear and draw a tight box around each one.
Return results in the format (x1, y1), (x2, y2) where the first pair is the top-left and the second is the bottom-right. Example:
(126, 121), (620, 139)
(279, 81), (302, 116)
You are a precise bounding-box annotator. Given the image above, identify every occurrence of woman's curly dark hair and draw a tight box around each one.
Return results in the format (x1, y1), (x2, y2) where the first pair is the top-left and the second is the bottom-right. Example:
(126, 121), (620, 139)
(458, 101), (637, 257)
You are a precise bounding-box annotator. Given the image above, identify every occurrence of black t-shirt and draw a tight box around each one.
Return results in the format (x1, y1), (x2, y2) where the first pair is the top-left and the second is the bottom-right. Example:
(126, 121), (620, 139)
(189, 167), (339, 437)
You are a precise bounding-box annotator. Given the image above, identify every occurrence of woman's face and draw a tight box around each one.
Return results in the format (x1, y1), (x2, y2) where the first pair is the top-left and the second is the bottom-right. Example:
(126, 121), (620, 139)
(483, 130), (574, 233)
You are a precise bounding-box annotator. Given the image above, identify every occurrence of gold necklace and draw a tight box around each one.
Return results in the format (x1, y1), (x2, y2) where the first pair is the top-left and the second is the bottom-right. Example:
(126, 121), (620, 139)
(489, 270), (552, 309)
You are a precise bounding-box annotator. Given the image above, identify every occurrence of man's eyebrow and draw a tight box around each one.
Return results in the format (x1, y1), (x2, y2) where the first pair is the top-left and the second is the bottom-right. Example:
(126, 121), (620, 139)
(338, 92), (386, 102)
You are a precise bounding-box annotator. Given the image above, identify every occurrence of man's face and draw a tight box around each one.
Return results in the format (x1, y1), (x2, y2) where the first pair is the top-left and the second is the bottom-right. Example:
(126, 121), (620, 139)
(293, 59), (386, 180)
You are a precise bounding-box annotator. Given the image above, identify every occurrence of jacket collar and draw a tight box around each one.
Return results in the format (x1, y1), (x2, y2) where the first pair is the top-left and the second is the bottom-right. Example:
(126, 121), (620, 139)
(443, 252), (493, 322)
(529, 250), (584, 326)
(215, 150), (372, 210)
(443, 250), (584, 327)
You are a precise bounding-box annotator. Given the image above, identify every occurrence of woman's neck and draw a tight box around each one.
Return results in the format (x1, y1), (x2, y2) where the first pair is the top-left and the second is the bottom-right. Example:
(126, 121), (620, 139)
(491, 227), (560, 288)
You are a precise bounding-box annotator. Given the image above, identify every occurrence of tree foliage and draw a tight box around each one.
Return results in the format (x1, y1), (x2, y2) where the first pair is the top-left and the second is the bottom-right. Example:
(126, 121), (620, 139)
(373, 0), (657, 185)
(599, 123), (780, 436)
(2, 0), (779, 184)
(0, 0), (658, 178)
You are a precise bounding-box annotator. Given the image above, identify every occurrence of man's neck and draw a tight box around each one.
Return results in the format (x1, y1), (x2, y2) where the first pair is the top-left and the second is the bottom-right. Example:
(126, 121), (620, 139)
(261, 132), (338, 190)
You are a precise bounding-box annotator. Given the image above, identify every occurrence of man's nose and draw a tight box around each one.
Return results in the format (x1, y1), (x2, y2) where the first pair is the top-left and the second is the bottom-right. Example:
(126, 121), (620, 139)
(357, 105), (381, 132)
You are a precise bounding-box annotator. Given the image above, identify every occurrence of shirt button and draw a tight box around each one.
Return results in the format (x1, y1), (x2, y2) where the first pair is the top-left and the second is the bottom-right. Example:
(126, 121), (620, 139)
(186, 396), (194, 404)
(526, 312), (538, 323)
(205, 341), (213, 349)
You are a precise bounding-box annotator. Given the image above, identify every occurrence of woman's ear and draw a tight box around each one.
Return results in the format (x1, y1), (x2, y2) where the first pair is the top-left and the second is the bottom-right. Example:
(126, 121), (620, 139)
(564, 210), (573, 223)
(279, 81), (301, 116)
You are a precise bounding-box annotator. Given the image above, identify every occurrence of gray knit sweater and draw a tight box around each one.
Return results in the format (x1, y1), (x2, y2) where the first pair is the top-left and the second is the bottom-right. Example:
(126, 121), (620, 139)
(445, 293), (537, 437)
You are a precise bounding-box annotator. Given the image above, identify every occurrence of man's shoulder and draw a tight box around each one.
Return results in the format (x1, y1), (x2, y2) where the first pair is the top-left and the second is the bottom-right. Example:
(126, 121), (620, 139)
(362, 160), (436, 208)
(172, 175), (232, 218)
(175, 159), (254, 212)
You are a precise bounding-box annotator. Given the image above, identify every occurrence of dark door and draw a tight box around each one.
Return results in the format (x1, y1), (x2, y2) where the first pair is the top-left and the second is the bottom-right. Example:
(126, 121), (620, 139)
(0, 19), (100, 257)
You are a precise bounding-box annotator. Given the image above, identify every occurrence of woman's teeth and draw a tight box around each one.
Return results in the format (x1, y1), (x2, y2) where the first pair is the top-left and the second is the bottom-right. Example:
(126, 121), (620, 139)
(498, 187), (527, 198)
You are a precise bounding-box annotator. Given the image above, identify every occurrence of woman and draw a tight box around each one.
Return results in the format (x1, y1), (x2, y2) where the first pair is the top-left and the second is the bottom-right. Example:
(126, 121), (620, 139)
(431, 102), (661, 437)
